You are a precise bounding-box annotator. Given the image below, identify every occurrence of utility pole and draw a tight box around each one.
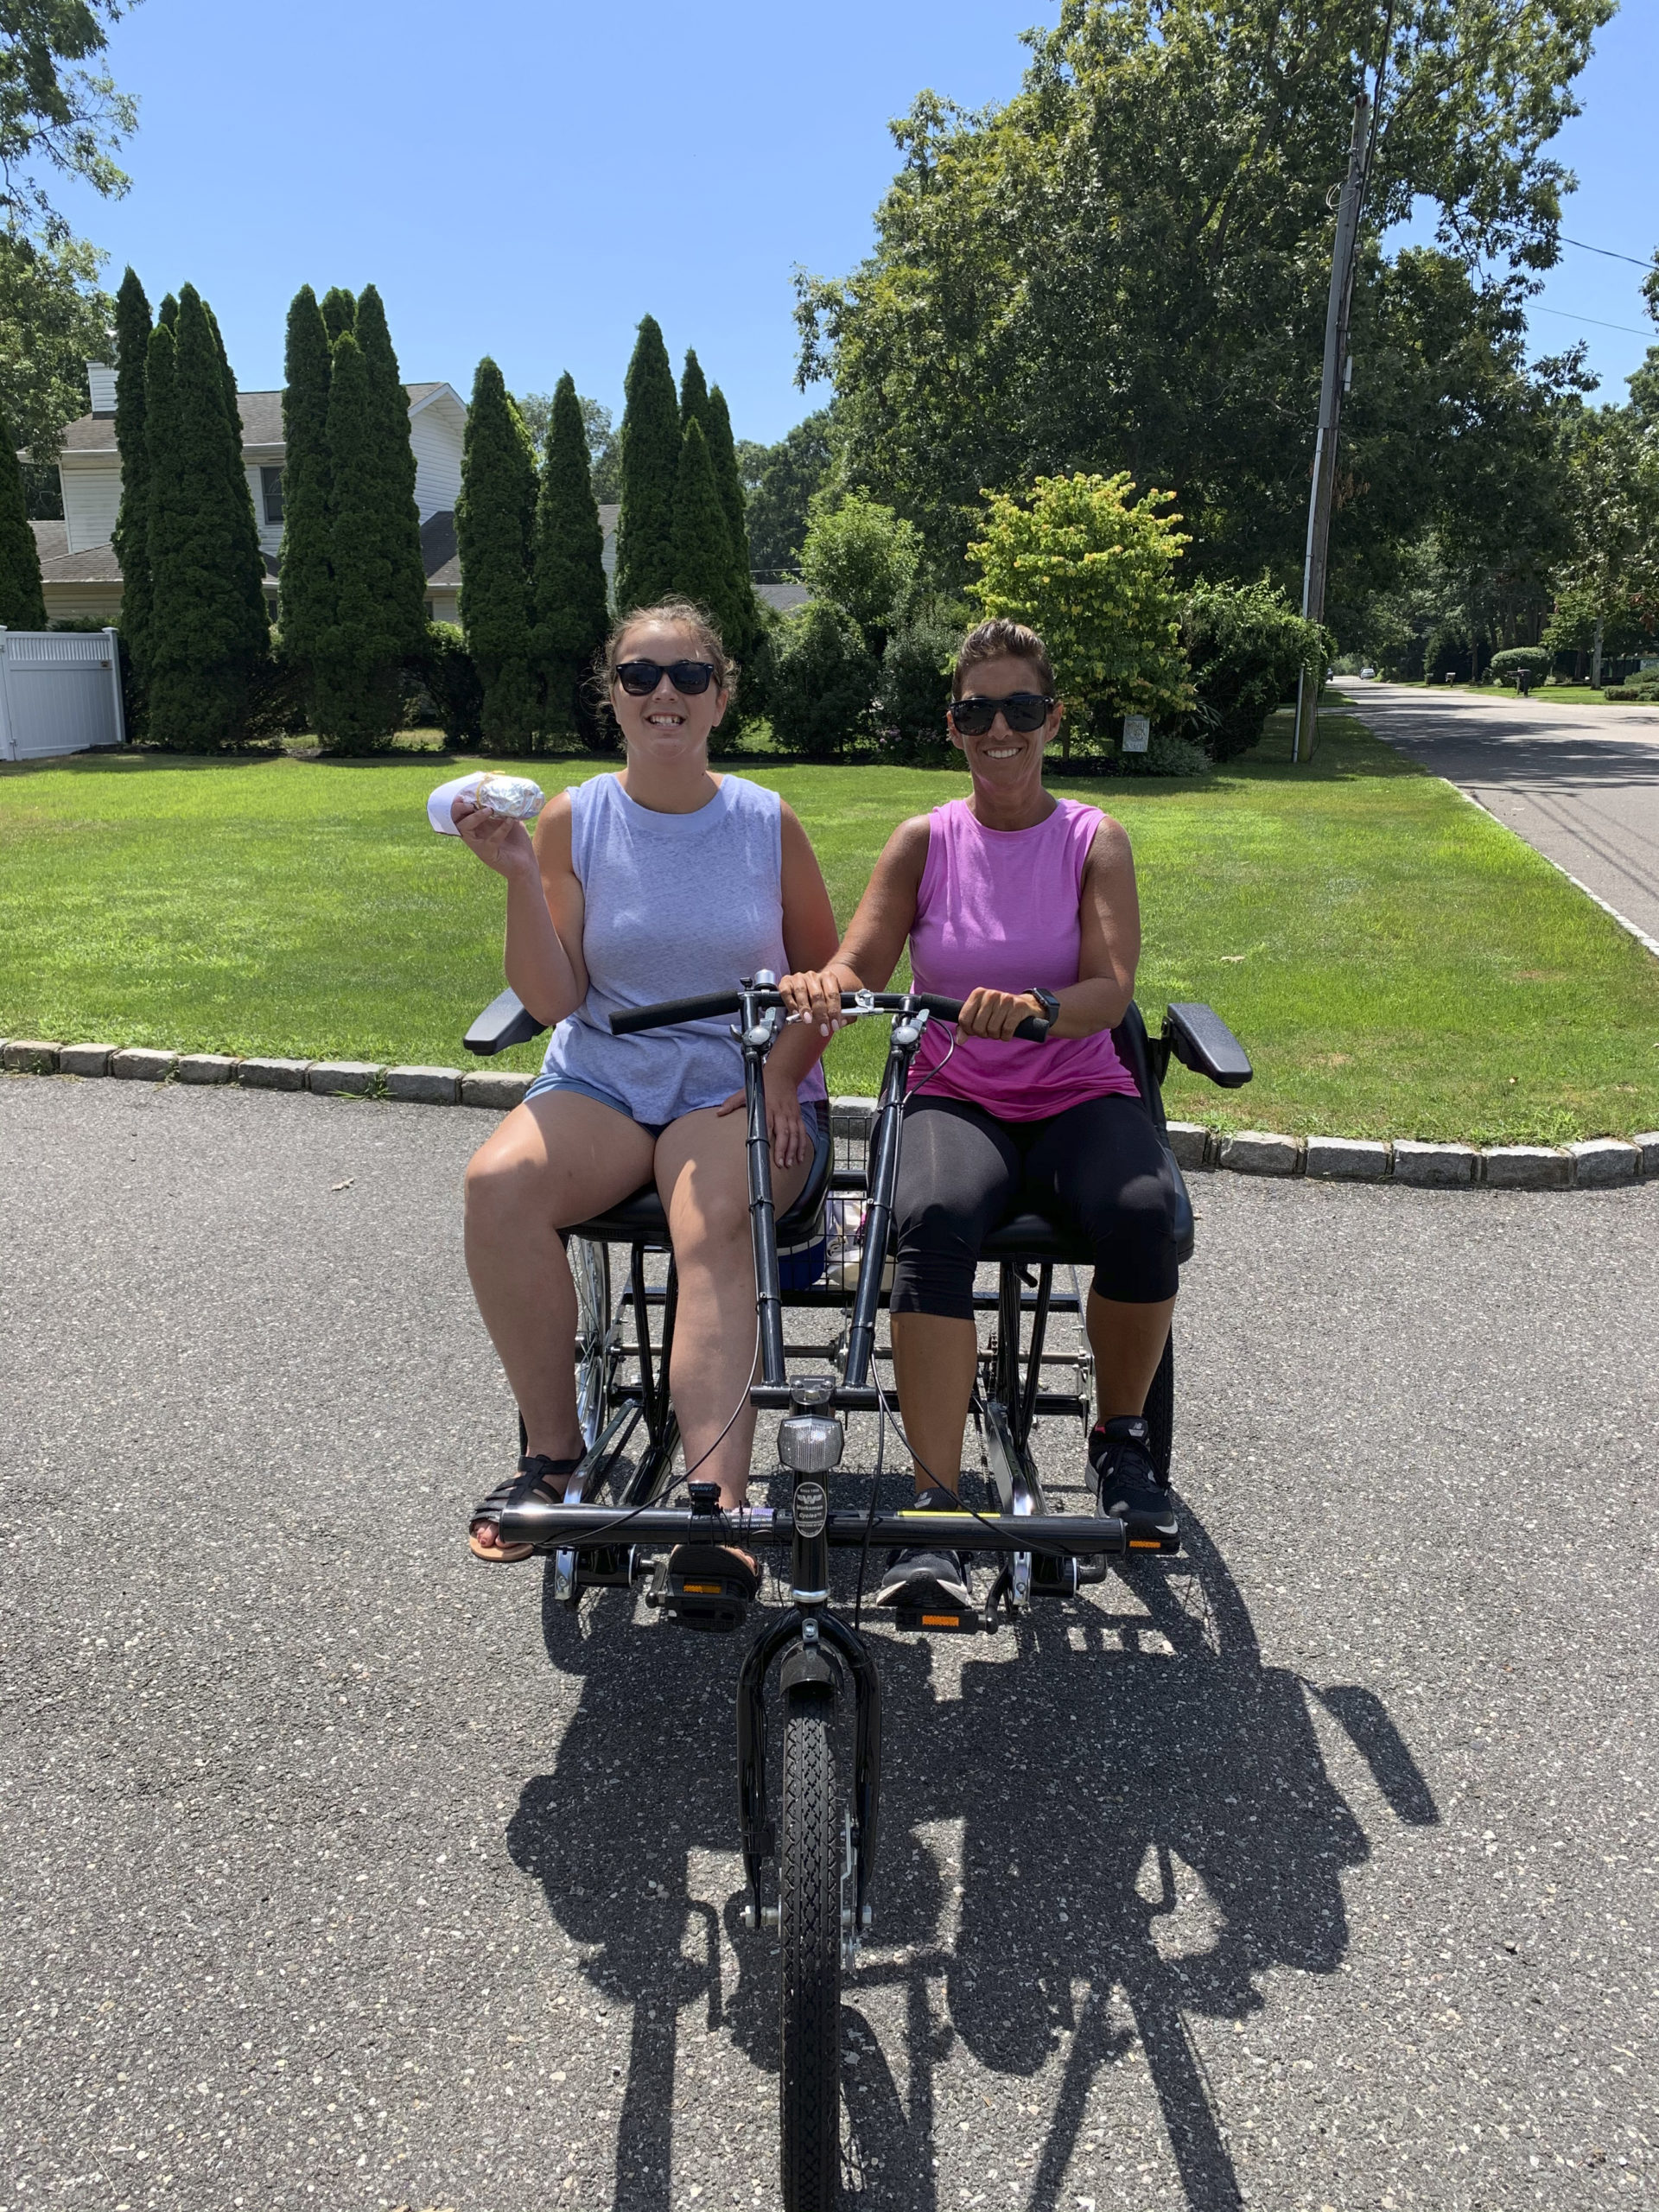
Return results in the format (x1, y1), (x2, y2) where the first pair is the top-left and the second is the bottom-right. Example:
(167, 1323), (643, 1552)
(1293, 90), (1372, 765)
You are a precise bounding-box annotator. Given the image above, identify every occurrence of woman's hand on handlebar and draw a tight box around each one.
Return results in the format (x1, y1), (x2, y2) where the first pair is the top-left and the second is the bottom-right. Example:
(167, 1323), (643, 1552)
(452, 792), (537, 880)
(715, 1065), (814, 1169)
(958, 987), (1047, 1039)
(778, 965), (852, 1039)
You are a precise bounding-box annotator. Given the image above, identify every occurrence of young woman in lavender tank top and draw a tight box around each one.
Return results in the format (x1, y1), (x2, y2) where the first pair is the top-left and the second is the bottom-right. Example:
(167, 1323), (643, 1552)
(453, 601), (839, 1604)
(781, 619), (1182, 1605)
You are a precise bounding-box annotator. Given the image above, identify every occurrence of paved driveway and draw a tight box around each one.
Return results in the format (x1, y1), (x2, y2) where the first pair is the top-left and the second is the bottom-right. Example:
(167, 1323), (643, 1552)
(3, 1077), (1656, 2211)
(1334, 681), (1659, 949)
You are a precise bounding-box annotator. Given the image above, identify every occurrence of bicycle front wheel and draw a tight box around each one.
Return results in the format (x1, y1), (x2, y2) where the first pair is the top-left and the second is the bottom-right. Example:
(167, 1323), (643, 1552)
(779, 1683), (842, 2210)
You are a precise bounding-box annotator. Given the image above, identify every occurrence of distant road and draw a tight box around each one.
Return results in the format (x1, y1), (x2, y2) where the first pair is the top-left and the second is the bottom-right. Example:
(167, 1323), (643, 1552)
(1334, 680), (1659, 949)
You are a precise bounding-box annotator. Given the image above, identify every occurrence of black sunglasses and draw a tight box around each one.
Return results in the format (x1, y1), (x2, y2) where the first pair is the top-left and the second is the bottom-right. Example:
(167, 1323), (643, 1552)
(949, 691), (1055, 737)
(613, 658), (719, 697)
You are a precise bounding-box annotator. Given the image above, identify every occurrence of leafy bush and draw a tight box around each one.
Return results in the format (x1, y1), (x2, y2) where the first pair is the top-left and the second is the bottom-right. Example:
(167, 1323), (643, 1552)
(1604, 670), (1659, 702)
(766, 601), (878, 756)
(417, 622), (484, 745)
(873, 616), (957, 760)
(1182, 580), (1327, 762)
(967, 472), (1191, 756)
(798, 493), (921, 658)
(1109, 729), (1211, 778)
(1487, 646), (1550, 687)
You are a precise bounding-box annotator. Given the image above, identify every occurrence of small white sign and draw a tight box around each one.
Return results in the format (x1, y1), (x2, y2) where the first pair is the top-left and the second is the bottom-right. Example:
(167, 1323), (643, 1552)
(1122, 715), (1150, 754)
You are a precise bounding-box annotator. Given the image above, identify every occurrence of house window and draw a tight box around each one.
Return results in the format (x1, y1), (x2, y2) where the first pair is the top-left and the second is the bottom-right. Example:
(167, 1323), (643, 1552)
(261, 467), (284, 525)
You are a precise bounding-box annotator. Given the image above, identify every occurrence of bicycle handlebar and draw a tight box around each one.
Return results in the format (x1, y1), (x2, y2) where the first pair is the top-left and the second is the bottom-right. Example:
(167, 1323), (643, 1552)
(610, 987), (1049, 1044)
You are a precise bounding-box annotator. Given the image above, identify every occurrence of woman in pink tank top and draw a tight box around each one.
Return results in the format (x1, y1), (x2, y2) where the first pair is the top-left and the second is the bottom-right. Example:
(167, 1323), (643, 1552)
(781, 619), (1181, 1606)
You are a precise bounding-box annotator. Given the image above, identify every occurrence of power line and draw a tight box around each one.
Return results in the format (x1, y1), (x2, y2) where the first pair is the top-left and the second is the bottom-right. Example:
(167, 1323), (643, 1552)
(1560, 236), (1659, 273)
(1529, 302), (1656, 340)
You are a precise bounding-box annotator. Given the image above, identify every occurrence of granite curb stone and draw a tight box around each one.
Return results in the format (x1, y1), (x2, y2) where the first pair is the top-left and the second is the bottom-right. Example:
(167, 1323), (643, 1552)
(1568, 1137), (1640, 1187)
(386, 1065), (462, 1105)
(237, 1058), (312, 1090)
(1483, 1145), (1572, 1191)
(1392, 1140), (1478, 1187)
(1219, 1130), (1302, 1177)
(1164, 1121), (1210, 1171)
(460, 1071), (531, 1111)
(308, 1061), (383, 1097)
(3, 1039), (60, 1073)
(176, 1053), (239, 1085)
(1635, 1133), (1659, 1177)
(59, 1043), (116, 1077)
(110, 1047), (177, 1083)
(1305, 1135), (1391, 1180)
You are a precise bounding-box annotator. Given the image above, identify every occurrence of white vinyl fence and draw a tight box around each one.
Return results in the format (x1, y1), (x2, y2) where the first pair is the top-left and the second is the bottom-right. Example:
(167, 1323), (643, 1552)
(0, 627), (126, 761)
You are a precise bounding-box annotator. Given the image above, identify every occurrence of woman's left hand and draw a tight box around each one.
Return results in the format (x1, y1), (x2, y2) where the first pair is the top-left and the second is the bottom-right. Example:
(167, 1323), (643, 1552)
(715, 1067), (812, 1169)
(957, 987), (1046, 1039)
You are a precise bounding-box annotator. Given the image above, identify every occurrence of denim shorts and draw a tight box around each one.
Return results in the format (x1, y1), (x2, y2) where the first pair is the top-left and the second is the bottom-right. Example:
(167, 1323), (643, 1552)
(522, 1069), (669, 1139)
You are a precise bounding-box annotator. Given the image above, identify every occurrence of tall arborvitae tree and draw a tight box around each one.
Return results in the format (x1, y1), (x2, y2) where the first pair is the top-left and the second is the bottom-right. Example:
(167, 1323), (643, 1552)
(145, 290), (269, 748)
(319, 331), (402, 747)
(679, 347), (710, 436)
(201, 295), (270, 642)
(0, 410), (46, 626)
(351, 284), (428, 661)
(532, 371), (608, 742)
(320, 288), (357, 344)
(705, 383), (760, 662)
(157, 292), (178, 330)
(279, 286), (335, 711)
(457, 357), (537, 751)
(613, 315), (678, 614)
(668, 418), (736, 631)
(111, 268), (154, 712)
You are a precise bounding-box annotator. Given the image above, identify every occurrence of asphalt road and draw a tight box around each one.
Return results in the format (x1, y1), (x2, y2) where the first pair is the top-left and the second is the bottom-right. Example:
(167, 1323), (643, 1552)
(3, 1076), (1656, 2212)
(1333, 681), (1659, 950)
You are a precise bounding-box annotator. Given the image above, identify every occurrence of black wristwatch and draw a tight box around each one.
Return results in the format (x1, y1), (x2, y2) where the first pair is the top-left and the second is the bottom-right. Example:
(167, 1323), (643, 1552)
(1026, 986), (1060, 1037)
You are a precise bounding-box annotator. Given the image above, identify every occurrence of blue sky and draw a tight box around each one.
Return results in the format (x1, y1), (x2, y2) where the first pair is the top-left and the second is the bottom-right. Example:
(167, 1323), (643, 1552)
(57, 0), (1656, 445)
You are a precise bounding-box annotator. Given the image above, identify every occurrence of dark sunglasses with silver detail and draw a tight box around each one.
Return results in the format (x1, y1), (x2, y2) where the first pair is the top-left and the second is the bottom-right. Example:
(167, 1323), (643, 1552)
(948, 692), (1055, 737)
(613, 658), (720, 697)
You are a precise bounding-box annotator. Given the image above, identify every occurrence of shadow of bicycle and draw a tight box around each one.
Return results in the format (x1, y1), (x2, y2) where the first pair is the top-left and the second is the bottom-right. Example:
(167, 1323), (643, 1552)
(506, 1504), (1438, 2210)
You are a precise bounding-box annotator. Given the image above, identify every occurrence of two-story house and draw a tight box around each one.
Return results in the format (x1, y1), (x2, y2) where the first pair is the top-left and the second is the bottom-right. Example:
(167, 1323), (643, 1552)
(31, 363), (469, 626)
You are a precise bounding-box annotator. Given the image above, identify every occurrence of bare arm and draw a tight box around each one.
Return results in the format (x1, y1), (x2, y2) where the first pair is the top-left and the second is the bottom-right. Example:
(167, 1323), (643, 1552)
(453, 788), (587, 1027)
(778, 816), (931, 1032)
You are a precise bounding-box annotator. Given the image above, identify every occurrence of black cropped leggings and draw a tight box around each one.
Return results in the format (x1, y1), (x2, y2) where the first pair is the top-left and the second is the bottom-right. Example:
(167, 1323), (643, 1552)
(889, 1092), (1180, 1320)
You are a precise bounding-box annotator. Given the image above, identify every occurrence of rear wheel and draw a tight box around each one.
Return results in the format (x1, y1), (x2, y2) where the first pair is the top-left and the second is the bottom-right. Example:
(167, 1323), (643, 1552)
(570, 1236), (613, 1452)
(779, 1685), (842, 2211)
(1145, 1328), (1174, 1484)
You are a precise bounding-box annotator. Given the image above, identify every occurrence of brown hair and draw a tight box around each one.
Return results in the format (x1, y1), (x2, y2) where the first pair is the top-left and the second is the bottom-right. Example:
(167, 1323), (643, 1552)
(951, 617), (1055, 698)
(604, 597), (734, 696)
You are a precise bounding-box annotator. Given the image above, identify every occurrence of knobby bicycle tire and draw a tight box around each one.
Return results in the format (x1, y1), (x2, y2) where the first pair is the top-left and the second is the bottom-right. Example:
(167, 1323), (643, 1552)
(780, 1684), (842, 2210)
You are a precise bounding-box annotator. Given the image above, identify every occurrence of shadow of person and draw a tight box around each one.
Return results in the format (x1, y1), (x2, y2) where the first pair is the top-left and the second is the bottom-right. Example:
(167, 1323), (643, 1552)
(919, 1503), (1440, 2212)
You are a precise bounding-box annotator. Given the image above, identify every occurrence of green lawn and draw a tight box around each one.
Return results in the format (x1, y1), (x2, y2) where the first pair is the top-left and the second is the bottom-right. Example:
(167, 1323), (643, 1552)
(1364, 680), (1617, 706)
(3, 712), (1657, 1141)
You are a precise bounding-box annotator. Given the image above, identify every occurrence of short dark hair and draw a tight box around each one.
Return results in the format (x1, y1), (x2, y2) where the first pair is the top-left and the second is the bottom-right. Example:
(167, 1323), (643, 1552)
(952, 618), (1055, 698)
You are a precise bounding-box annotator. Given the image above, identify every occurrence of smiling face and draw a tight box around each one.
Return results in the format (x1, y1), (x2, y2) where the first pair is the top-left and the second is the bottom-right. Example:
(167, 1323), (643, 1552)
(609, 619), (728, 761)
(948, 654), (1065, 796)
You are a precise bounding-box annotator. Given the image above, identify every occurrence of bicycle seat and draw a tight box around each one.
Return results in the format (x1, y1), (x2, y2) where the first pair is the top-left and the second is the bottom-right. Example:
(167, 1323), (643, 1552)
(980, 1146), (1195, 1268)
(566, 1113), (835, 1249)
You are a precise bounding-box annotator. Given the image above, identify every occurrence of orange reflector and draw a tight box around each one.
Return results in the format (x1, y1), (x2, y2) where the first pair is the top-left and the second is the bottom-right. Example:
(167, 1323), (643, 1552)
(682, 1582), (722, 1593)
(1128, 1539), (1163, 1550)
(922, 1613), (964, 1628)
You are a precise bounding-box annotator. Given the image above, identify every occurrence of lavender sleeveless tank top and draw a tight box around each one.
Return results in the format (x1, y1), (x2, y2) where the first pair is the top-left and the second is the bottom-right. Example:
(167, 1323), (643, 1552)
(537, 772), (827, 1126)
(906, 797), (1141, 1121)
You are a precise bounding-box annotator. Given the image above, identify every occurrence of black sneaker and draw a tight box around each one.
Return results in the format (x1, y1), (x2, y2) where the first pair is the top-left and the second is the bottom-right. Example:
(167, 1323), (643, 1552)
(1089, 1415), (1178, 1552)
(876, 1489), (973, 1608)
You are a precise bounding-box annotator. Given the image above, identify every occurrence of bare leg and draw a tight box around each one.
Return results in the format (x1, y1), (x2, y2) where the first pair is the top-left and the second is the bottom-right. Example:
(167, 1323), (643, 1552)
(463, 1092), (656, 1474)
(653, 1105), (812, 1510)
(1088, 1291), (1177, 1422)
(889, 1312), (977, 1497)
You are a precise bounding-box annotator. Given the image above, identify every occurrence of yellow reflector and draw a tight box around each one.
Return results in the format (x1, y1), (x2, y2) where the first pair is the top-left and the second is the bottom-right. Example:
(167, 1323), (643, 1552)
(682, 1581), (722, 1593)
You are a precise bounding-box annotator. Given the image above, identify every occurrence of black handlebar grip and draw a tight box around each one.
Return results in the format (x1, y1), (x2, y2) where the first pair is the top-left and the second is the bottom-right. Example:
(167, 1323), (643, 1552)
(914, 992), (1049, 1043)
(609, 991), (744, 1036)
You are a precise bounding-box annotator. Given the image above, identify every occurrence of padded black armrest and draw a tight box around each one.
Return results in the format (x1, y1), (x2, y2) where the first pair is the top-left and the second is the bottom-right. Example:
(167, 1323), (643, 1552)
(1163, 1001), (1252, 1088)
(464, 985), (549, 1058)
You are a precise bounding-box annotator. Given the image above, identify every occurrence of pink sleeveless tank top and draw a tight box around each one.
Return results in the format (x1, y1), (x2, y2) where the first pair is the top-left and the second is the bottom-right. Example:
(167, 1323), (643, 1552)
(906, 797), (1141, 1121)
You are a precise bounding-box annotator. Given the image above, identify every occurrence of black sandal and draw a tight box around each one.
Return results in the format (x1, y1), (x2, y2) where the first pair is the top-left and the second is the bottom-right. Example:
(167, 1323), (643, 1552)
(469, 1455), (582, 1563)
(658, 1543), (761, 1635)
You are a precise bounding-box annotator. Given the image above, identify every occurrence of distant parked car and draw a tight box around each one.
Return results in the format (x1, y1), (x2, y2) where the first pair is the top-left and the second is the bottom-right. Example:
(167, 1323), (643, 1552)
(1358, 665), (1376, 678)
